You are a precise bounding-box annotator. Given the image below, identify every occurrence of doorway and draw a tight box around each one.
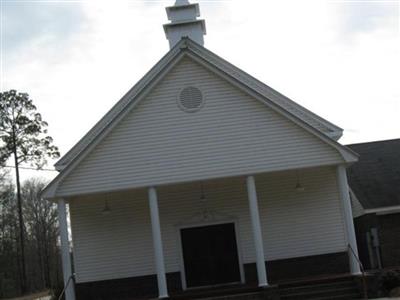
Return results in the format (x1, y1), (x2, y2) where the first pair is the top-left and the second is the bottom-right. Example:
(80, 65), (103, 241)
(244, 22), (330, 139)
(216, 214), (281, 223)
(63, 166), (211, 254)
(180, 222), (242, 288)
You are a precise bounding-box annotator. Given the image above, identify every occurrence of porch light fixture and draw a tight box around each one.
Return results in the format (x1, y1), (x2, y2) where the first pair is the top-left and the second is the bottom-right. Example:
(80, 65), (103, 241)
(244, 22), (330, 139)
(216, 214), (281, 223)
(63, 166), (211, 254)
(294, 171), (305, 192)
(102, 197), (111, 215)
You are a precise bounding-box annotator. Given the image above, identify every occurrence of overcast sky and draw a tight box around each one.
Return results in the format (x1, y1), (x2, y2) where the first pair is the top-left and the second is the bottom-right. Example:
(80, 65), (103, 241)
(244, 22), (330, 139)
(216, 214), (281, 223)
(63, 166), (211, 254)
(1, 0), (399, 182)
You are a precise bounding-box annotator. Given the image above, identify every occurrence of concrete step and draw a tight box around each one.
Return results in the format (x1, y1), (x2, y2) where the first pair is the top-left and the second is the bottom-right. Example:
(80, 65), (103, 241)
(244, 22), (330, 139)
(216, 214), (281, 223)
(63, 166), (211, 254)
(279, 275), (354, 288)
(306, 293), (361, 300)
(200, 291), (271, 300)
(280, 287), (359, 299)
(280, 281), (355, 295)
(279, 277), (361, 300)
(168, 285), (267, 300)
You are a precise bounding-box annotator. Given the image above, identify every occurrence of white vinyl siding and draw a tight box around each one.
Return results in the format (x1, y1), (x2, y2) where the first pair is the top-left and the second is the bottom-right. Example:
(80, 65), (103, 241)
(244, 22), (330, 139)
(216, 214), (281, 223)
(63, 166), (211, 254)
(57, 57), (342, 196)
(69, 166), (347, 283)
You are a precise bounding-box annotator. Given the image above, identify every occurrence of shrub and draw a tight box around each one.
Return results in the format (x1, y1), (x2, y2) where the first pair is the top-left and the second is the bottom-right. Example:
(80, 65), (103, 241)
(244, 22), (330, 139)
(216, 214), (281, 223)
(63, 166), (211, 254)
(379, 269), (400, 295)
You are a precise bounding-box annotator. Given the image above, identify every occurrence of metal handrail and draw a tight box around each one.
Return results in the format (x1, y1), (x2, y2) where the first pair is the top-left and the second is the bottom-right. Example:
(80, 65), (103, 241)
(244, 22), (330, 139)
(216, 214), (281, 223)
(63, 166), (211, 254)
(348, 244), (368, 300)
(57, 274), (74, 300)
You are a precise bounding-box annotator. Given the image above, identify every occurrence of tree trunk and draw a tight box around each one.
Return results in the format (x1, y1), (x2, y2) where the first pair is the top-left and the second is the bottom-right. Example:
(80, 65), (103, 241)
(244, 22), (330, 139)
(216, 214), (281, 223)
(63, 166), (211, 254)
(14, 220), (23, 295)
(43, 229), (51, 288)
(12, 135), (27, 294)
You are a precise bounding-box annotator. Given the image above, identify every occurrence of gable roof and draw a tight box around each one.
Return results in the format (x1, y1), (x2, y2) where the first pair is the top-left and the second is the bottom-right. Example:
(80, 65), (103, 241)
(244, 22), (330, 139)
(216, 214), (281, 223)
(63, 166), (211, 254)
(43, 38), (358, 199)
(347, 138), (400, 210)
(54, 38), (343, 171)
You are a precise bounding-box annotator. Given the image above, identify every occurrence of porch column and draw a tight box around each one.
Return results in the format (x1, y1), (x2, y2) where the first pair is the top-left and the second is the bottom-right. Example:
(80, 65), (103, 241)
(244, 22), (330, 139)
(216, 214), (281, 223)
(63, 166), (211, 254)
(336, 165), (362, 275)
(57, 198), (76, 300)
(148, 187), (169, 299)
(246, 176), (269, 287)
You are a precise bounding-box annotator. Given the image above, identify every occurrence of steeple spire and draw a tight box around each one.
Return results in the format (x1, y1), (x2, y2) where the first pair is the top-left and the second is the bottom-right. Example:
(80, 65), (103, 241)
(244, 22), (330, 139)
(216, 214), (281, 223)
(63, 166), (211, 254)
(163, 0), (206, 49)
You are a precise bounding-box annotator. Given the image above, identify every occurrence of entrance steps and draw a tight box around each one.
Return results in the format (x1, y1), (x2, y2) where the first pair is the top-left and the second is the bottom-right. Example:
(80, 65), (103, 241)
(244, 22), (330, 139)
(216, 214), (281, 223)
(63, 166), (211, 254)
(279, 275), (362, 300)
(164, 275), (364, 300)
(168, 285), (276, 300)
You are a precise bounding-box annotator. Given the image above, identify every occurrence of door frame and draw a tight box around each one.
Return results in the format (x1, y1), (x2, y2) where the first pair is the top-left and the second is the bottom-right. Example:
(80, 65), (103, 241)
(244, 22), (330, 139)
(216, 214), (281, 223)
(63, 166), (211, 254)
(176, 219), (245, 290)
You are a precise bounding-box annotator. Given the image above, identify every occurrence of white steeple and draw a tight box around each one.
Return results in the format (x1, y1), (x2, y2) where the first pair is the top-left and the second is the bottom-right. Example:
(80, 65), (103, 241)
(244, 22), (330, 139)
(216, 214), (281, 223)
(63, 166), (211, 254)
(163, 0), (206, 49)
(175, 0), (189, 5)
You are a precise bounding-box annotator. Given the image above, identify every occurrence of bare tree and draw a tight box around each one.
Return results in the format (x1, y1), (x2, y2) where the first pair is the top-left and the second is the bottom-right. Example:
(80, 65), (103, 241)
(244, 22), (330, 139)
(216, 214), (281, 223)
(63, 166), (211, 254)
(0, 175), (63, 298)
(0, 90), (60, 293)
(22, 178), (59, 290)
(0, 171), (20, 297)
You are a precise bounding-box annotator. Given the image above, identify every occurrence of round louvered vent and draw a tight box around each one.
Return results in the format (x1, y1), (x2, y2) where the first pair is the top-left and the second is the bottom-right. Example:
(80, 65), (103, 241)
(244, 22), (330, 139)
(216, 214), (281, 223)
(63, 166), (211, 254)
(178, 86), (204, 112)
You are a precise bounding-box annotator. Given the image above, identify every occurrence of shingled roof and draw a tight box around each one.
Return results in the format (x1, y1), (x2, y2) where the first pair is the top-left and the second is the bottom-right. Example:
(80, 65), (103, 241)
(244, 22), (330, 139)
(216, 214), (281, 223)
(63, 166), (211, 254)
(347, 139), (400, 210)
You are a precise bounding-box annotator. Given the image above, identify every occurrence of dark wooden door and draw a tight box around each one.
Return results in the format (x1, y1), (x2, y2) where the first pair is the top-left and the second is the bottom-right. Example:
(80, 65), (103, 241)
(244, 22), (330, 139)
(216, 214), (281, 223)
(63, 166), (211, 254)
(180, 223), (241, 288)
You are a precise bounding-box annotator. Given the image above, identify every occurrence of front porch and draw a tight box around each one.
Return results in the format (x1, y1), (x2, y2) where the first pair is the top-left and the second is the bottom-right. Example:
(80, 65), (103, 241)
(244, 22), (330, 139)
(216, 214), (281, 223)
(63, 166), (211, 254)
(74, 273), (367, 300)
(57, 165), (361, 300)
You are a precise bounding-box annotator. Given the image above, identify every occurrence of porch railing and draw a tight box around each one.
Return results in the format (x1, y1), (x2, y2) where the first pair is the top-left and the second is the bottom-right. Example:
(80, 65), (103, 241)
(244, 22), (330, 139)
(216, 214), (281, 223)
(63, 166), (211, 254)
(348, 244), (368, 300)
(57, 274), (74, 300)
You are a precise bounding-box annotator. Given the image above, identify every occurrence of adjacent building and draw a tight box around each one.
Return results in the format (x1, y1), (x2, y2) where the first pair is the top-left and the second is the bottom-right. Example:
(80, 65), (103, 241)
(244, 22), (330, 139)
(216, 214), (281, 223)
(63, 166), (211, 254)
(348, 139), (400, 270)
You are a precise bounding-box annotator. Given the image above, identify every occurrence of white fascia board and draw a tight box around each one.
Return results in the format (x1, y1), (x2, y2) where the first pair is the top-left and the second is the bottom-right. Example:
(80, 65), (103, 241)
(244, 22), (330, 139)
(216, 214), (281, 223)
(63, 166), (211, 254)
(327, 130), (343, 141)
(349, 190), (400, 217)
(184, 51), (358, 164)
(364, 205), (400, 215)
(55, 164), (64, 172)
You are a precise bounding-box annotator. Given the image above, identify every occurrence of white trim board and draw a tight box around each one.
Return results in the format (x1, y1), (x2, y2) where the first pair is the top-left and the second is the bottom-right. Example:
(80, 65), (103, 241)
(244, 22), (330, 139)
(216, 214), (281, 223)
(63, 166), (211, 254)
(364, 205), (400, 215)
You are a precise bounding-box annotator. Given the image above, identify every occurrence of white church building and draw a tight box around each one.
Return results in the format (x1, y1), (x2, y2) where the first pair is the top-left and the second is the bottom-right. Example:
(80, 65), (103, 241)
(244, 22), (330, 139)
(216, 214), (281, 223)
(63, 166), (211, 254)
(43, 1), (363, 299)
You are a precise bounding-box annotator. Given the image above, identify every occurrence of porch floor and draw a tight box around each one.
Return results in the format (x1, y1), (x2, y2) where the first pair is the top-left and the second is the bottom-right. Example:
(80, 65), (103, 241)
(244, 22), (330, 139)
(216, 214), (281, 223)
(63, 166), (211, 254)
(143, 273), (366, 300)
